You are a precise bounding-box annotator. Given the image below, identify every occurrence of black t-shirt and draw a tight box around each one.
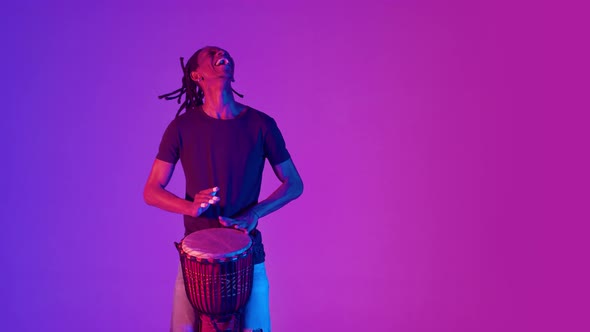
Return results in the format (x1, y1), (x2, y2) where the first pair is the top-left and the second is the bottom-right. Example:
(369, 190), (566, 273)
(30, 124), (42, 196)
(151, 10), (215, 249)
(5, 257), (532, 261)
(156, 105), (291, 263)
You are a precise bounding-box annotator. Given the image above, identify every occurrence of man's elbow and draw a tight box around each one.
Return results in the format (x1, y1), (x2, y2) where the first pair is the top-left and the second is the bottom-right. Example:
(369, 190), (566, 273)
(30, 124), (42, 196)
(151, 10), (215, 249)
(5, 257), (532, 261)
(143, 185), (157, 206)
(289, 179), (304, 198)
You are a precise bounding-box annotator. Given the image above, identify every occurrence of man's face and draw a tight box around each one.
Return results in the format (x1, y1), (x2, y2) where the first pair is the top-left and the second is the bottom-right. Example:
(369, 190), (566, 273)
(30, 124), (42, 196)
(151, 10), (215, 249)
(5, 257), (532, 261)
(194, 46), (234, 82)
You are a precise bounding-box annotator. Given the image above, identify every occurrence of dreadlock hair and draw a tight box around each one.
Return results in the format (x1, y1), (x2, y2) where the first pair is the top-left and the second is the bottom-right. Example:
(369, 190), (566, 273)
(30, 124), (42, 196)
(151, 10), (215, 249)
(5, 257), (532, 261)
(158, 47), (244, 117)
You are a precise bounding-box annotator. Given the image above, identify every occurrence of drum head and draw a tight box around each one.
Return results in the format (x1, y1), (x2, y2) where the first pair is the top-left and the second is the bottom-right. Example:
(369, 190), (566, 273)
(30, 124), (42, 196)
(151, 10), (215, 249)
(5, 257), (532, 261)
(181, 228), (252, 259)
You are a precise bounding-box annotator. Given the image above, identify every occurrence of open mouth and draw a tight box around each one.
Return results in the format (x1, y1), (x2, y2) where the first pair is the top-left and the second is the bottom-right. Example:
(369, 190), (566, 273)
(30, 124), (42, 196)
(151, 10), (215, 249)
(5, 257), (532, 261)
(215, 58), (231, 66)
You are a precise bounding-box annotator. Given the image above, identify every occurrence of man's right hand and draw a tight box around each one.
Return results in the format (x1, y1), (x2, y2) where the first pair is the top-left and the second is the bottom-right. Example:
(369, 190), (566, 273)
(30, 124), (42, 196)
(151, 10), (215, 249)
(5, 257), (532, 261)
(192, 186), (220, 216)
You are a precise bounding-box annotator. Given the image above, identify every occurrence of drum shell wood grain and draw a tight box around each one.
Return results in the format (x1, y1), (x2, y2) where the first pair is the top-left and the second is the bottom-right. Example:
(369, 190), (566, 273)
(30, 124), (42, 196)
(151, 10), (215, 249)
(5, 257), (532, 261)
(176, 228), (254, 317)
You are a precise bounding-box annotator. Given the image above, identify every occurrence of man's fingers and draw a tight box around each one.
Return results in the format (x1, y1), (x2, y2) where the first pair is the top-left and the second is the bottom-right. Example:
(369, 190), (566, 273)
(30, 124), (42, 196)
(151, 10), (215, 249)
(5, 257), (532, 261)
(195, 194), (220, 204)
(207, 196), (220, 204)
(218, 216), (232, 227)
(231, 224), (249, 234)
(218, 216), (234, 223)
(198, 186), (219, 195)
(219, 216), (241, 228)
(219, 216), (249, 235)
(197, 202), (210, 216)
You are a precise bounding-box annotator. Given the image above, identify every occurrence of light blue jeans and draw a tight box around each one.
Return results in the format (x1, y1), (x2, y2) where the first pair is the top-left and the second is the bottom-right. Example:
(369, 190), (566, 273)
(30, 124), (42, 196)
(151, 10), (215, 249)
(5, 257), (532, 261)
(170, 263), (271, 332)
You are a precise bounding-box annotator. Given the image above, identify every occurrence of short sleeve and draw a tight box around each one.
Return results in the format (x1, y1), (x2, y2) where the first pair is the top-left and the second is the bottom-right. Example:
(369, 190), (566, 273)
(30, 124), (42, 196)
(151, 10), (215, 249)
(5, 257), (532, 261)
(156, 119), (181, 164)
(264, 117), (291, 166)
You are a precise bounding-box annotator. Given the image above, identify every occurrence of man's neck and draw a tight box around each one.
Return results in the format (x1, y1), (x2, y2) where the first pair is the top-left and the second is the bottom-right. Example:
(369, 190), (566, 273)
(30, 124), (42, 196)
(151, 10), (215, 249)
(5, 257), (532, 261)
(201, 80), (241, 119)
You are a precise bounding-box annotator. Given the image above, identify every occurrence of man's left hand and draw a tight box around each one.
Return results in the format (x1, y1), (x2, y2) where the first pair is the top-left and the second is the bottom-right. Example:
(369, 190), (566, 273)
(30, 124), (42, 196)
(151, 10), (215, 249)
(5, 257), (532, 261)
(218, 211), (259, 234)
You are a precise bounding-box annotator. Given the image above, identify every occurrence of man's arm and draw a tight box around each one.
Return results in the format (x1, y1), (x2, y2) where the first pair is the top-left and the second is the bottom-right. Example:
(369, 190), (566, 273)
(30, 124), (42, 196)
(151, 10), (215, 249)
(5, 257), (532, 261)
(251, 158), (304, 218)
(220, 157), (303, 232)
(143, 159), (219, 217)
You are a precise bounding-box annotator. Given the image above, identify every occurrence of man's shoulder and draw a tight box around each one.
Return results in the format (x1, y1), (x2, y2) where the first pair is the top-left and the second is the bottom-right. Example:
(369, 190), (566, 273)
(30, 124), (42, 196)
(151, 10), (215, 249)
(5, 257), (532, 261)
(246, 106), (276, 124)
(169, 107), (201, 127)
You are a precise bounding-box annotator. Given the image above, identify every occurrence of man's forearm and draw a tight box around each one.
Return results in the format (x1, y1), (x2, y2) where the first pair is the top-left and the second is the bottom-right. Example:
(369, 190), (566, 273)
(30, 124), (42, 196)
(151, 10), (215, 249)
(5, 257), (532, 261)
(250, 180), (303, 219)
(144, 186), (194, 216)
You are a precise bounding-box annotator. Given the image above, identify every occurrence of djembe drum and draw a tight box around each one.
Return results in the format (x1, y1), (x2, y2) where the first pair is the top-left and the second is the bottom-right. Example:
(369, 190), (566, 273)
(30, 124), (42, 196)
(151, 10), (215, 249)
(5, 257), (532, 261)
(176, 228), (254, 332)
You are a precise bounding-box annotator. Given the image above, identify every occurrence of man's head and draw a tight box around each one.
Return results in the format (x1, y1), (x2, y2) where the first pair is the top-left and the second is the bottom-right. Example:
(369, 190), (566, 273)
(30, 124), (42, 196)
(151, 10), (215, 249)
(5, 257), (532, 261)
(186, 46), (235, 86)
(158, 46), (242, 117)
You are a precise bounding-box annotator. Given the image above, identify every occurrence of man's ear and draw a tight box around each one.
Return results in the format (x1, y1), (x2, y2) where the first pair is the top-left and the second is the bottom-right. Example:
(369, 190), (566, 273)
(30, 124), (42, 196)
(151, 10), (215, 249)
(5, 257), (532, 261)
(190, 71), (200, 82)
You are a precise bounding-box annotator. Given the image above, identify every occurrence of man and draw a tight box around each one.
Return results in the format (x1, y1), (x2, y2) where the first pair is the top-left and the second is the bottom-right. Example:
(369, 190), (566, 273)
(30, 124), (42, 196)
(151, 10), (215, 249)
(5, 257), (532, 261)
(143, 46), (303, 332)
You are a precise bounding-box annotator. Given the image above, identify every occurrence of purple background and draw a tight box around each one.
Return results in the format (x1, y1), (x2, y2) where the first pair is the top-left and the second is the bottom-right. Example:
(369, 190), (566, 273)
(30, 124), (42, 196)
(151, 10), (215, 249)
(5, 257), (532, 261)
(2, 1), (589, 331)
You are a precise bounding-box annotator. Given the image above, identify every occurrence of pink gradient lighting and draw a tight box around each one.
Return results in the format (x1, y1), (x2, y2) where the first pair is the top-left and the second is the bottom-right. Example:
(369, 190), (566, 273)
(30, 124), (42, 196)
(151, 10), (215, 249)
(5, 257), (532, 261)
(1, 1), (589, 332)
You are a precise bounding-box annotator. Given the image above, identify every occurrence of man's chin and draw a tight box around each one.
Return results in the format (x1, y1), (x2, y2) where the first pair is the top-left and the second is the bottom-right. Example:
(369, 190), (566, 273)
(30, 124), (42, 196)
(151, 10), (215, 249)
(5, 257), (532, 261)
(220, 74), (235, 82)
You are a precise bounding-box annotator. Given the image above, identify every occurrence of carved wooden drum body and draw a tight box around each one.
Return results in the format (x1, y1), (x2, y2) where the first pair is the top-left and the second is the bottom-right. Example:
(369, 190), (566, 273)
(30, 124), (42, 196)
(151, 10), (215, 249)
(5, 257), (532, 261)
(176, 228), (254, 332)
